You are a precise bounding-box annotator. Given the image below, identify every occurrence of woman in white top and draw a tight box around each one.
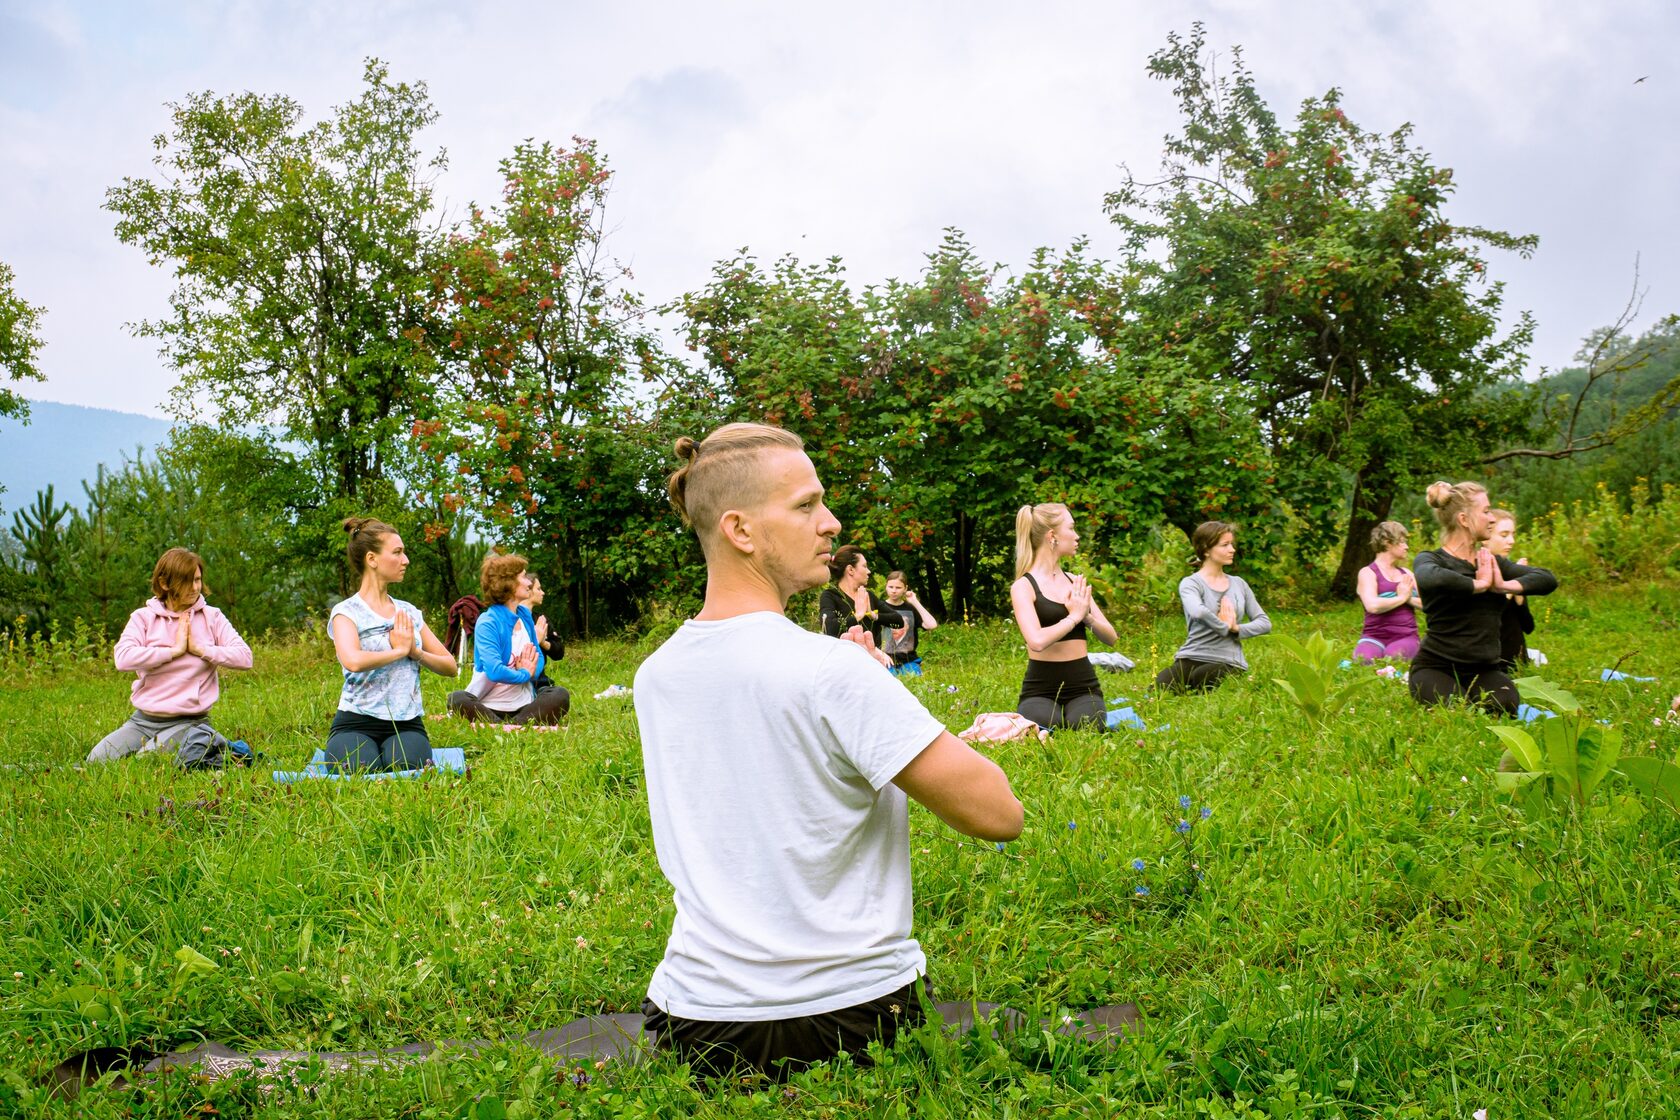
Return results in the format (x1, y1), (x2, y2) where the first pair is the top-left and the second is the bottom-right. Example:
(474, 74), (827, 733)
(325, 517), (457, 771)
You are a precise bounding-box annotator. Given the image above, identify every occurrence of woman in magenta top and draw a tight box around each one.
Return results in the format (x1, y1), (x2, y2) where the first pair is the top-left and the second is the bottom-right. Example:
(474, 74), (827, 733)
(1353, 520), (1422, 662)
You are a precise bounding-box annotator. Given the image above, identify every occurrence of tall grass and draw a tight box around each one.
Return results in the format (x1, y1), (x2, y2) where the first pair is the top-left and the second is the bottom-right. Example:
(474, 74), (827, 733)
(3, 586), (1679, 1117)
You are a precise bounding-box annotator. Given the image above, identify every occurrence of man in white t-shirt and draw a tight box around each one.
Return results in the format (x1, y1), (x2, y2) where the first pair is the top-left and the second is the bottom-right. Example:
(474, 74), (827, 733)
(634, 422), (1023, 1079)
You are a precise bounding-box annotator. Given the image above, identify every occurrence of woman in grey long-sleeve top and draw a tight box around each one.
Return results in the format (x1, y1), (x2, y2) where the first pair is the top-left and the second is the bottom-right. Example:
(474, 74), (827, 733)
(1409, 480), (1557, 714)
(1155, 521), (1272, 692)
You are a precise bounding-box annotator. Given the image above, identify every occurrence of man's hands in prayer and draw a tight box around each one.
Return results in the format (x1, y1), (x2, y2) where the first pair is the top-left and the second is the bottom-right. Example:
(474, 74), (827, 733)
(843, 625), (894, 669)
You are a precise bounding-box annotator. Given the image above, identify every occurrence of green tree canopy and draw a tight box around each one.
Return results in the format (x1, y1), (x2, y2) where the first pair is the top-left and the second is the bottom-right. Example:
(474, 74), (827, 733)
(0, 259), (46, 427)
(1105, 24), (1538, 594)
(105, 59), (446, 514)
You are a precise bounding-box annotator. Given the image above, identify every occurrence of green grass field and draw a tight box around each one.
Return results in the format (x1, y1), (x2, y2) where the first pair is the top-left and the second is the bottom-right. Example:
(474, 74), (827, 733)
(4, 586), (1680, 1118)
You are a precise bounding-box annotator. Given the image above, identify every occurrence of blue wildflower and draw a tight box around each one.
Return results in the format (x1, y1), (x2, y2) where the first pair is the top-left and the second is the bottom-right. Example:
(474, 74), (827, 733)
(995, 842), (1006, 852)
(1067, 820), (1077, 831)
(1131, 858), (1146, 871)
(1178, 794), (1192, 809)
(1200, 805), (1212, 820)
(1176, 819), (1191, 834)
(1134, 885), (1150, 897)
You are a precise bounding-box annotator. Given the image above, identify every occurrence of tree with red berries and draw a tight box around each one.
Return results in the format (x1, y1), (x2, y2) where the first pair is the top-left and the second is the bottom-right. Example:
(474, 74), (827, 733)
(680, 230), (1274, 620)
(426, 139), (716, 633)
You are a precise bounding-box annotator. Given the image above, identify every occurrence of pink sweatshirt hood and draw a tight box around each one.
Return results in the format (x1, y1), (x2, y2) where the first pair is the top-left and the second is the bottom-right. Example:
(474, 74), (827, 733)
(113, 596), (254, 715)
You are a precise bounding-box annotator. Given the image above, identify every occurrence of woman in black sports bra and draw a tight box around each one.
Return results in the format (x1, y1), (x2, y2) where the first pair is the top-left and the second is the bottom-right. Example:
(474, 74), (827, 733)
(1008, 502), (1118, 730)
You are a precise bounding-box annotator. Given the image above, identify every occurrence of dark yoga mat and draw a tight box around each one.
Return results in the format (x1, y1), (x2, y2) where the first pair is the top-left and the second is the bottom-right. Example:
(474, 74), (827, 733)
(47, 1003), (1137, 1095)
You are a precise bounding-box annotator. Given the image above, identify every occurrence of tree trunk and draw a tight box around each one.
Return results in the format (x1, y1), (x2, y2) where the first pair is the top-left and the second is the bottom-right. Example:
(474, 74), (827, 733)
(561, 530), (585, 637)
(951, 510), (975, 622)
(920, 556), (946, 622)
(433, 529), (461, 609)
(1329, 470), (1395, 599)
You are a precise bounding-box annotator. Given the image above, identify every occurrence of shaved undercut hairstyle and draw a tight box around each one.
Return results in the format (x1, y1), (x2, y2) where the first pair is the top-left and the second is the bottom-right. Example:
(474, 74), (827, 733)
(667, 423), (807, 555)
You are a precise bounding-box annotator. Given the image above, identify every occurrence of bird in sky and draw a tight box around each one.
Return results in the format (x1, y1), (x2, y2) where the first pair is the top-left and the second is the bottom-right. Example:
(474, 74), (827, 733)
(1634, 76), (1648, 84)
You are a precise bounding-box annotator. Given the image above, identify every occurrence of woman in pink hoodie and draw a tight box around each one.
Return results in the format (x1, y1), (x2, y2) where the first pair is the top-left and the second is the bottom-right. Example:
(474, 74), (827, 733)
(87, 548), (253, 762)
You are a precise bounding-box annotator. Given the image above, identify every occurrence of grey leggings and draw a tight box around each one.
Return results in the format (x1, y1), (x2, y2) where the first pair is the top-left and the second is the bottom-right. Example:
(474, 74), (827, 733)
(324, 728), (431, 772)
(88, 711), (214, 763)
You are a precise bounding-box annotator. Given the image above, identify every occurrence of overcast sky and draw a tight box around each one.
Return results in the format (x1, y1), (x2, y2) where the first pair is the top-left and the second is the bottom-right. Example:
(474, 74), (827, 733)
(2, 0), (1675, 419)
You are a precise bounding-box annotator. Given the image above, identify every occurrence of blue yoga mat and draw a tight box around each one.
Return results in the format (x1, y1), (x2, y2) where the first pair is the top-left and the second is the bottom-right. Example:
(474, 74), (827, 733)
(272, 747), (467, 784)
(1106, 706), (1146, 731)
(1601, 669), (1657, 683)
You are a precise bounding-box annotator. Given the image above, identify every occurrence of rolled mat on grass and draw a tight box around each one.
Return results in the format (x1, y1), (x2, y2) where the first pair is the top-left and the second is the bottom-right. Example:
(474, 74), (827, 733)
(270, 747), (468, 784)
(45, 1002), (1137, 1095)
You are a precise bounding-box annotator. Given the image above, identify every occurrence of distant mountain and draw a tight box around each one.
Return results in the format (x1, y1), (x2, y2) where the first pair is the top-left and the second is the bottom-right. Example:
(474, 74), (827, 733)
(0, 400), (173, 514)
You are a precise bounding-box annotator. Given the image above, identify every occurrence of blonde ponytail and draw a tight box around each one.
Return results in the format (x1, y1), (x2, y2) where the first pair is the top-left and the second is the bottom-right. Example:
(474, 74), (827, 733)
(1014, 502), (1069, 578)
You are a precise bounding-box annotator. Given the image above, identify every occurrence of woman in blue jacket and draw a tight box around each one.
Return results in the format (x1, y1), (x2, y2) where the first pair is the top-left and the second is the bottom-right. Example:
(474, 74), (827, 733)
(447, 552), (570, 725)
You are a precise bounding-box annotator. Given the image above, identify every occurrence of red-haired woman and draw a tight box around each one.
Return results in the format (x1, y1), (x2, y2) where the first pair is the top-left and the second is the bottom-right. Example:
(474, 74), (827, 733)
(88, 548), (252, 762)
(448, 552), (570, 724)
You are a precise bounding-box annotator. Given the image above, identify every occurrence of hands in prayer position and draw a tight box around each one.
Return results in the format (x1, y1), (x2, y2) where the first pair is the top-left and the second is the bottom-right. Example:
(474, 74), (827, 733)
(1216, 594), (1239, 633)
(389, 610), (417, 658)
(1066, 574), (1093, 623)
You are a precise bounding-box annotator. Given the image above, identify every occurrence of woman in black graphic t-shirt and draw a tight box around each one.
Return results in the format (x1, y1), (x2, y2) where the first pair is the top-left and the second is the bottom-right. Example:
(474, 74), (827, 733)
(819, 546), (903, 664)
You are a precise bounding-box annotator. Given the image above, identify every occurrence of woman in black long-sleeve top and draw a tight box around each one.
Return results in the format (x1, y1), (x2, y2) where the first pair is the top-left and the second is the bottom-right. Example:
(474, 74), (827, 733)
(1410, 480), (1558, 714)
(819, 545), (903, 649)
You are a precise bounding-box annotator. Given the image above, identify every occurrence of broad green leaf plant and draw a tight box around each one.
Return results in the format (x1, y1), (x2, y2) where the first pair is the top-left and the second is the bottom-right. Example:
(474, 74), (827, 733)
(1492, 675), (1680, 817)
(1269, 631), (1381, 723)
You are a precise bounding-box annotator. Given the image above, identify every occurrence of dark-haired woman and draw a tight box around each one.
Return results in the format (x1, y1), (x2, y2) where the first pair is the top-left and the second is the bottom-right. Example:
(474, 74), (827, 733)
(1155, 521), (1270, 693)
(819, 546), (903, 663)
(448, 552), (569, 725)
(1010, 503), (1118, 730)
(88, 548), (253, 762)
(326, 517), (457, 771)
(1409, 482), (1556, 714)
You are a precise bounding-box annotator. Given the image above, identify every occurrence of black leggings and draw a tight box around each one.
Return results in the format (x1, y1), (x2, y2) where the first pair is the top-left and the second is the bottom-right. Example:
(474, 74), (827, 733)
(1155, 658), (1242, 693)
(1408, 657), (1519, 715)
(1017, 659), (1106, 731)
(642, 976), (929, 1081)
(447, 686), (570, 725)
(324, 712), (432, 772)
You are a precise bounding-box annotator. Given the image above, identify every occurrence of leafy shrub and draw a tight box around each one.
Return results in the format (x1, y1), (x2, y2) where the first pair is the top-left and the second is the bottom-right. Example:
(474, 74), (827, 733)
(1521, 479), (1680, 584)
(1269, 631), (1381, 724)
